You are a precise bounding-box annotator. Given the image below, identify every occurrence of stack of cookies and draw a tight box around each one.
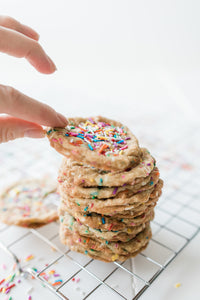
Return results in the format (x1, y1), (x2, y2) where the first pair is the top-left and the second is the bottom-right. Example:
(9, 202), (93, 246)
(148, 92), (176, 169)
(47, 116), (163, 262)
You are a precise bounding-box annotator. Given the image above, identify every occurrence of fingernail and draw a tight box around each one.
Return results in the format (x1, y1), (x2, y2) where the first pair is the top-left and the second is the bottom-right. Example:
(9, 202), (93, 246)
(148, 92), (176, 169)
(24, 129), (45, 138)
(46, 55), (57, 71)
(57, 113), (68, 127)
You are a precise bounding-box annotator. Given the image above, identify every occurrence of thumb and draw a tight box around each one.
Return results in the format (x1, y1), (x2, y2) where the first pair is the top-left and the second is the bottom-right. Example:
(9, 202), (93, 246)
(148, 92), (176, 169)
(0, 115), (45, 143)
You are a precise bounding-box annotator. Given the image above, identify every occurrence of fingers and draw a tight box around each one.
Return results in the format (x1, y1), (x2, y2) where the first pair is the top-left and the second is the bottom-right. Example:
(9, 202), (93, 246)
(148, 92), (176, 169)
(0, 15), (39, 41)
(0, 26), (56, 74)
(0, 84), (68, 127)
(0, 115), (45, 144)
(0, 116), (43, 142)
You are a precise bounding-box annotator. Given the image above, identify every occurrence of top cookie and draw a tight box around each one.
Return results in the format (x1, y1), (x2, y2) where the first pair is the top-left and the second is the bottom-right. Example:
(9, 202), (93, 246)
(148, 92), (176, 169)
(46, 116), (141, 171)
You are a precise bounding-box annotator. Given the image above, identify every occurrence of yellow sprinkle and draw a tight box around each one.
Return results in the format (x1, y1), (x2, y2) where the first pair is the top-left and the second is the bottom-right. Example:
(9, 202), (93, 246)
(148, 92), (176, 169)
(111, 254), (119, 261)
(90, 179), (94, 182)
(127, 228), (132, 233)
(119, 150), (123, 155)
(5, 274), (12, 281)
(2, 288), (6, 293)
(25, 254), (34, 262)
(175, 283), (181, 288)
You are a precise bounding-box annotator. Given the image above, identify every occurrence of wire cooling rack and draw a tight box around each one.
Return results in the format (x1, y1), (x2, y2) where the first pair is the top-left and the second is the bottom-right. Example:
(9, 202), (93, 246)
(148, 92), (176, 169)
(0, 116), (200, 300)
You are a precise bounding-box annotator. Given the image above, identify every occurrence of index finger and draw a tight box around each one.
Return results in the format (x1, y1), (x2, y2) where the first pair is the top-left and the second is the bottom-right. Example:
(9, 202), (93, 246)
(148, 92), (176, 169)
(0, 26), (56, 74)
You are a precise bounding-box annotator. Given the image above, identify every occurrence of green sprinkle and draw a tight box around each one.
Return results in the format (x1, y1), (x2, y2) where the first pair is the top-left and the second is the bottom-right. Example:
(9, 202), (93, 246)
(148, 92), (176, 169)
(76, 202), (80, 206)
(46, 129), (52, 135)
(90, 249), (95, 252)
(60, 217), (63, 223)
(85, 230), (89, 233)
(10, 273), (16, 282)
(83, 240), (86, 243)
(70, 126), (75, 129)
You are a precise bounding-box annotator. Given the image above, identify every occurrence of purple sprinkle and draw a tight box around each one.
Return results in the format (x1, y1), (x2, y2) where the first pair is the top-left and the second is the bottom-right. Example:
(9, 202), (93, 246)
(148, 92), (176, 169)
(112, 187), (118, 195)
(125, 137), (131, 140)
(147, 163), (151, 166)
(89, 118), (95, 124)
(53, 274), (60, 277)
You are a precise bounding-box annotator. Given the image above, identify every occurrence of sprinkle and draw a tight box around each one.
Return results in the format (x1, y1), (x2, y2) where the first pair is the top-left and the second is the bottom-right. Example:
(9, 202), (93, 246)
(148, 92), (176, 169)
(175, 283), (181, 288)
(105, 241), (109, 244)
(72, 278), (75, 282)
(76, 202), (80, 206)
(99, 178), (103, 186)
(76, 278), (80, 283)
(10, 274), (16, 282)
(52, 280), (63, 286)
(28, 296), (32, 300)
(88, 144), (94, 151)
(112, 187), (118, 195)
(111, 254), (119, 261)
(84, 206), (88, 211)
(108, 224), (113, 231)
(101, 217), (105, 224)
(25, 255), (34, 262)
(85, 250), (88, 254)
(150, 181), (154, 186)
(121, 145), (128, 150)
(117, 140), (124, 144)
(0, 279), (5, 285)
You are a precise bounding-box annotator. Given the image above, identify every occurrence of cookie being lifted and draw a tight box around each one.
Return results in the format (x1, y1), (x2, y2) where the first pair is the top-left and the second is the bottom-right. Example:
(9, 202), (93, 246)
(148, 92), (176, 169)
(0, 179), (59, 227)
(46, 116), (141, 171)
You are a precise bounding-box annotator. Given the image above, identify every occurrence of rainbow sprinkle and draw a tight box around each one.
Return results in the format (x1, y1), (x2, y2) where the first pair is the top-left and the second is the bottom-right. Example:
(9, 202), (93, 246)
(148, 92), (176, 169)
(62, 119), (131, 156)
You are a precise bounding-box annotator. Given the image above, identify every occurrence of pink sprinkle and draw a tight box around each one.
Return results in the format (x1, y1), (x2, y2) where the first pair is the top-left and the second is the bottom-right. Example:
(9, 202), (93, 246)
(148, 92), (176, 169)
(69, 132), (78, 136)
(76, 278), (80, 283)
(121, 145), (128, 150)
(2, 264), (6, 270)
(28, 296), (32, 300)
(78, 238), (81, 242)
(130, 222), (135, 226)
(122, 175), (125, 178)
(52, 138), (58, 142)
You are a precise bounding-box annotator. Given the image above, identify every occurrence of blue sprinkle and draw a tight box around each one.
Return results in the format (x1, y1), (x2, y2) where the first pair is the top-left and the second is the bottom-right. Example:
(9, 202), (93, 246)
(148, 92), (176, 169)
(88, 144), (94, 151)
(102, 217), (105, 224)
(117, 140), (124, 144)
(105, 241), (109, 244)
(150, 181), (154, 186)
(65, 133), (69, 136)
(84, 206), (89, 211)
(99, 178), (103, 186)
(85, 250), (88, 254)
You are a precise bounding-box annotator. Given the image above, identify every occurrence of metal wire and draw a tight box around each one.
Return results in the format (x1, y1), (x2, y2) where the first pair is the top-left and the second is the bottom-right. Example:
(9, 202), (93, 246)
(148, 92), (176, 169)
(0, 123), (199, 299)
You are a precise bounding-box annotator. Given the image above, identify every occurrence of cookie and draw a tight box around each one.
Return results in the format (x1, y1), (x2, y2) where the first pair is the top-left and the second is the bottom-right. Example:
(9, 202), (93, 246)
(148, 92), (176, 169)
(46, 116), (141, 172)
(60, 212), (151, 242)
(59, 167), (160, 199)
(60, 224), (152, 262)
(59, 205), (155, 231)
(0, 179), (59, 227)
(60, 180), (163, 215)
(58, 148), (155, 187)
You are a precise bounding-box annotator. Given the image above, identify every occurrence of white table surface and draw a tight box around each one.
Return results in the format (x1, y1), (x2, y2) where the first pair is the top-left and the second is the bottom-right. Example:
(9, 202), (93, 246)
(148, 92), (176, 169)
(0, 1), (200, 299)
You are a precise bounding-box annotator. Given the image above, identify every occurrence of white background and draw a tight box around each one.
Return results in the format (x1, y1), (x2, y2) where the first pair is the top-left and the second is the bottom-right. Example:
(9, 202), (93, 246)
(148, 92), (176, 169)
(0, 0), (200, 122)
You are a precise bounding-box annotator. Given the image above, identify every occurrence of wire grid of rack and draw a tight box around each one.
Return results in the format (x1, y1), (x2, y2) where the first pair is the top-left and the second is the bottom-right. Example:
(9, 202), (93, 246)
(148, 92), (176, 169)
(0, 116), (200, 300)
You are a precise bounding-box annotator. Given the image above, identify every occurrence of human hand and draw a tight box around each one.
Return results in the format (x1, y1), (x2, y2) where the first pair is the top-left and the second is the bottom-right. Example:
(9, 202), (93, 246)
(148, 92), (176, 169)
(0, 16), (68, 143)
